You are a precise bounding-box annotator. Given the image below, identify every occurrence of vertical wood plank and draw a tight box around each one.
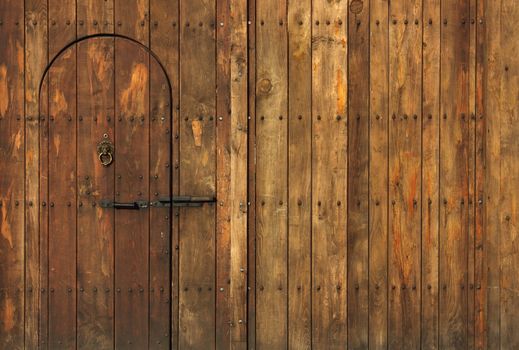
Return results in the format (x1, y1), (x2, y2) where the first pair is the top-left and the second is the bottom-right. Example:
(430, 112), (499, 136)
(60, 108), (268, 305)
(38, 73), (49, 350)
(439, 0), (470, 347)
(388, 1), (422, 348)
(499, 0), (519, 347)
(247, 0), (257, 346)
(288, 0), (312, 348)
(482, 0), (501, 346)
(255, 0), (288, 348)
(229, 0), (249, 347)
(216, 0), (232, 346)
(178, 0), (217, 347)
(369, 0), (388, 348)
(150, 0), (179, 348)
(0, 2), (25, 348)
(347, 0), (370, 347)
(311, 1), (348, 348)
(47, 1), (77, 347)
(148, 57), (172, 350)
(467, 0), (477, 347)
(114, 1), (150, 347)
(474, 0), (487, 348)
(422, 0), (440, 348)
(24, 1), (47, 347)
(76, 2), (115, 348)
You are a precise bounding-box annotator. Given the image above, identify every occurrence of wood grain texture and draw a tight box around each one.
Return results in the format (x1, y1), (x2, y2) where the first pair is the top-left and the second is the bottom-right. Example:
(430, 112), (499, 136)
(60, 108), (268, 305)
(474, 0), (487, 348)
(76, 34), (115, 349)
(24, 1), (47, 347)
(288, 0), (312, 348)
(216, 0), (232, 347)
(388, 1), (422, 348)
(0, 1), (25, 348)
(498, 0), (519, 347)
(229, 0), (249, 347)
(311, 1), (348, 348)
(439, 0), (470, 348)
(422, 0), (440, 348)
(255, 0), (288, 348)
(150, 1), (178, 348)
(114, 1), (151, 345)
(148, 56), (172, 350)
(178, 0), (217, 348)
(76, 3), (115, 349)
(369, 1), (388, 348)
(47, 1), (77, 347)
(247, 0), (257, 346)
(347, 0), (369, 347)
(1, 0), (518, 347)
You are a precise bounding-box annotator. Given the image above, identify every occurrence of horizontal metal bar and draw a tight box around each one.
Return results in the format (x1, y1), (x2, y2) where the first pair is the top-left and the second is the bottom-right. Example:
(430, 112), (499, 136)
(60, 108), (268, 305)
(99, 200), (149, 209)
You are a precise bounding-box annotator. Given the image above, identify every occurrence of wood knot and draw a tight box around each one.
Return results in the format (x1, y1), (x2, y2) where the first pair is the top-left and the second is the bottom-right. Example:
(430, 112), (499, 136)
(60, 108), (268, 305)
(257, 78), (272, 95)
(349, 0), (363, 14)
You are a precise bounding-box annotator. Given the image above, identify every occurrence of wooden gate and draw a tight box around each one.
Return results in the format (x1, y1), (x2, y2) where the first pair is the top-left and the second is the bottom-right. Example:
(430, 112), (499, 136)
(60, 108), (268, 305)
(1, 0), (519, 349)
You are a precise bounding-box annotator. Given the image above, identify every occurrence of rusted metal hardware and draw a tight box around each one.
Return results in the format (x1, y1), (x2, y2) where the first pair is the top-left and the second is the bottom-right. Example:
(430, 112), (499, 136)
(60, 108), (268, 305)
(99, 200), (149, 209)
(153, 196), (216, 207)
(99, 196), (215, 209)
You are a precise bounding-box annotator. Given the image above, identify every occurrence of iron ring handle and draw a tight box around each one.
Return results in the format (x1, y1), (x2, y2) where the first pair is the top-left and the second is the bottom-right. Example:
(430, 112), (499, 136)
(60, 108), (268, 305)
(99, 151), (113, 166)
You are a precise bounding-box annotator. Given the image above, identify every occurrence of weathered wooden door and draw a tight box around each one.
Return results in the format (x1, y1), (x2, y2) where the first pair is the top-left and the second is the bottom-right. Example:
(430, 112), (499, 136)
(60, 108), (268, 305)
(38, 35), (189, 349)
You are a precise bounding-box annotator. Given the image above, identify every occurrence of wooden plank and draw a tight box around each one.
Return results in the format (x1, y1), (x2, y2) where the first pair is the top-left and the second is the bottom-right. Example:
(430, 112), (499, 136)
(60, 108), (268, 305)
(388, 1), (422, 348)
(474, 0), (487, 348)
(216, 0), (232, 346)
(229, 0), (249, 347)
(47, 1), (77, 347)
(178, 0), (217, 347)
(149, 0), (178, 348)
(38, 74), (49, 350)
(76, 2), (115, 349)
(255, 1), (288, 348)
(0, 2), (25, 348)
(499, 0), (519, 347)
(148, 56), (172, 349)
(114, 1), (150, 347)
(24, 1), (47, 347)
(287, 0), (312, 348)
(347, 0), (369, 347)
(247, 0), (257, 346)
(311, 1), (348, 348)
(421, 0), (440, 348)
(369, 1), (388, 348)
(482, 0), (500, 345)
(467, 0), (477, 347)
(76, 30), (115, 350)
(113, 36), (150, 348)
(439, 0), (470, 347)
(77, 0), (114, 36)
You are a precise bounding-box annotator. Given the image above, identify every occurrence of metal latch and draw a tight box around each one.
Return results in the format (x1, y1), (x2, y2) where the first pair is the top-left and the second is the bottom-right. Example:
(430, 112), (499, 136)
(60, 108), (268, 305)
(152, 196), (216, 207)
(99, 196), (216, 209)
(99, 200), (149, 210)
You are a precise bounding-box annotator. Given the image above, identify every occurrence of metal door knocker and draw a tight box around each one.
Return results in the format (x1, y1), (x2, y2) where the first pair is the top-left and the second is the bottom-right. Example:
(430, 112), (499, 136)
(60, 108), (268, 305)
(97, 134), (114, 167)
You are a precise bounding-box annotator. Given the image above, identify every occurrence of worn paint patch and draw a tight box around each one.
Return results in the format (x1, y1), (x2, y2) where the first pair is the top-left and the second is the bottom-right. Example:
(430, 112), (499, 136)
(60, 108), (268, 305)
(1, 200), (13, 247)
(0, 65), (9, 117)
(336, 68), (346, 112)
(121, 63), (148, 113)
(192, 120), (203, 147)
(1, 297), (15, 332)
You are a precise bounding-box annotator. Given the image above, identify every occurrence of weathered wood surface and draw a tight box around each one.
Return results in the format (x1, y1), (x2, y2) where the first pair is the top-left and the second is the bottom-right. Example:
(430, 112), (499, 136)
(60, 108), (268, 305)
(0, 1), (24, 348)
(0, 0), (518, 348)
(311, 1), (348, 348)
